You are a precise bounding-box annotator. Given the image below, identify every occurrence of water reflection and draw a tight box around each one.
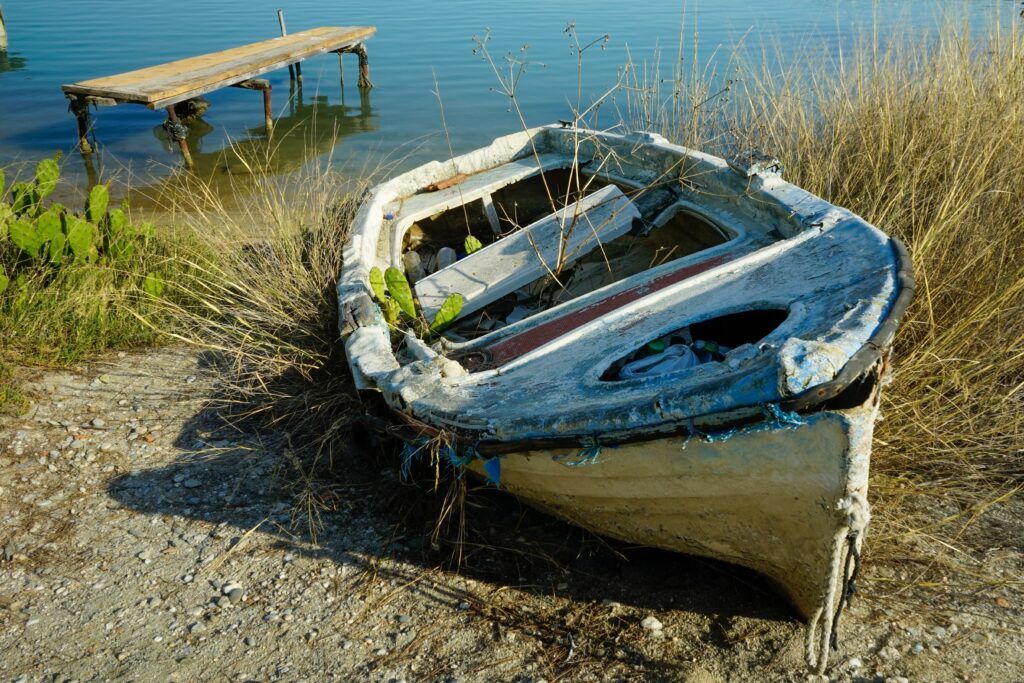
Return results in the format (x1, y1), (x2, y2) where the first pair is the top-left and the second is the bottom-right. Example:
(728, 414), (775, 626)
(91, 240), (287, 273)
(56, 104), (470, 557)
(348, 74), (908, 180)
(122, 85), (376, 208)
(155, 85), (376, 178)
(0, 51), (26, 73)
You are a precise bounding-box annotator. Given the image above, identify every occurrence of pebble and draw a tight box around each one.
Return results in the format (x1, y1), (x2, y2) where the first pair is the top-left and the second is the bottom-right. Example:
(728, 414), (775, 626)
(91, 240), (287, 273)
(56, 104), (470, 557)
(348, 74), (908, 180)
(457, 601), (470, 611)
(398, 615), (411, 624)
(244, 636), (255, 647)
(912, 642), (925, 654)
(90, 418), (106, 429)
(641, 615), (663, 632)
(188, 622), (205, 634)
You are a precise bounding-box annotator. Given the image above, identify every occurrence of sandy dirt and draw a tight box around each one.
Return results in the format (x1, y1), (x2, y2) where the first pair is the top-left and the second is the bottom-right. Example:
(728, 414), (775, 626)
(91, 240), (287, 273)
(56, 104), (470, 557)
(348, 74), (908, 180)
(1, 349), (1022, 682)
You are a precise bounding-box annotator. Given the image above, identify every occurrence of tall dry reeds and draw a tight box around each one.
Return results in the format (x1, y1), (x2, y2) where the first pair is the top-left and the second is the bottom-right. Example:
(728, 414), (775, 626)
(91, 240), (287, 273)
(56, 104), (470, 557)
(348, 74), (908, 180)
(625, 20), (1024, 594)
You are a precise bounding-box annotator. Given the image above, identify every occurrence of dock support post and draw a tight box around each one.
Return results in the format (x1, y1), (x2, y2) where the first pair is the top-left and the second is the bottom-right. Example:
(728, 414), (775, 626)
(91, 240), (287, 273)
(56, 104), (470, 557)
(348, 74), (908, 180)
(337, 43), (373, 90)
(68, 96), (93, 155)
(263, 84), (273, 135)
(276, 10), (301, 83)
(354, 43), (372, 89)
(232, 79), (274, 135)
(164, 105), (193, 169)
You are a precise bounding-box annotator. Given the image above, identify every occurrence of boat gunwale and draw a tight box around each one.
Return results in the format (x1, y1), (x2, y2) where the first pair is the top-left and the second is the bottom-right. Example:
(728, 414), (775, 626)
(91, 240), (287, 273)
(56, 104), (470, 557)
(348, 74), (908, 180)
(340, 126), (915, 447)
(358, 235), (914, 455)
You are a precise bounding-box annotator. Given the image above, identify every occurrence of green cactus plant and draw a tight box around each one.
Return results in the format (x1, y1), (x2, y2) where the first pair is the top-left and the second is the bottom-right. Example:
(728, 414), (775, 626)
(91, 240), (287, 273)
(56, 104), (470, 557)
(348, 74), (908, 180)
(367, 266), (463, 339)
(143, 272), (165, 298)
(10, 182), (37, 217)
(65, 215), (98, 262)
(0, 203), (13, 240)
(86, 184), (109, 224)
(384, 266), (417, 319)
(429, 292), (464, 333)
(464, 235), (483, 255)
(9, 218), (42, 257)
(1, 154), (163, 314)
(368, 266), (388, 303)
(34, 158), (60, 200)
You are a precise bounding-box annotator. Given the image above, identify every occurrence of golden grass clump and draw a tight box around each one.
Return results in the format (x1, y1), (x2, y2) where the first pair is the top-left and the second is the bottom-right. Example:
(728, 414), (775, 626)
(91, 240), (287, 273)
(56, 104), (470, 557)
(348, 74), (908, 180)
(628, 22), (1024, 595)
(142, 156), (370, 447)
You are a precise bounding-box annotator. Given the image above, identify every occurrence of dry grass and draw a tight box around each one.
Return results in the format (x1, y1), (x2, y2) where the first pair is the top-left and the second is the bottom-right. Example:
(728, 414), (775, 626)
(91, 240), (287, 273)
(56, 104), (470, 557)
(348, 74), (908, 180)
(625, 21), (1024, 598)
(133, 153), (378, 539)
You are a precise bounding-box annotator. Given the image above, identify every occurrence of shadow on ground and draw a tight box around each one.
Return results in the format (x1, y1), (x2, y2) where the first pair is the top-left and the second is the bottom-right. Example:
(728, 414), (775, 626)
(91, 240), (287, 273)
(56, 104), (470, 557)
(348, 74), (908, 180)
(107, 391), (798, 678)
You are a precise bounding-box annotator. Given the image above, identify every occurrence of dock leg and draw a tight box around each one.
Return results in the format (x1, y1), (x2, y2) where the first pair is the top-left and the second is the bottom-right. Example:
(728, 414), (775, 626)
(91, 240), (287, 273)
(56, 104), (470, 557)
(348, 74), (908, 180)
(232, 79), (274, 135)
(277, 10), (296, 82)
(354, 43), (373, 89)
(262, 84), (273, 135)
(163, 106), (194, 169)
(68, 96), (94, 155)
(338, 51), (345, 89)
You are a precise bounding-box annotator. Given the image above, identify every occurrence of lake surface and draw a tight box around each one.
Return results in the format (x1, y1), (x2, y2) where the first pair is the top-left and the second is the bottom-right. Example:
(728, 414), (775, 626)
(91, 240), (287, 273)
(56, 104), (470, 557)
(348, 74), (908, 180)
(0, 1), (1013, 188)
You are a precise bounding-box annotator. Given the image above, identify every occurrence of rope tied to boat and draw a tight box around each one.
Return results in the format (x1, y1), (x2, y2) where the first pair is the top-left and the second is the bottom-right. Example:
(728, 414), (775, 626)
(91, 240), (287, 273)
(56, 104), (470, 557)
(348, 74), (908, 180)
(162, 119), (189, 142)
(805, 491), (870, 674)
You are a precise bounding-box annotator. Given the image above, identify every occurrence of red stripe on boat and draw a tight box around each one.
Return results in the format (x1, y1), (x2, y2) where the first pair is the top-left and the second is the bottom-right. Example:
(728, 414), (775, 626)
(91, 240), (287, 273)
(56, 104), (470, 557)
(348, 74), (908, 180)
(485, 253), (732, 365)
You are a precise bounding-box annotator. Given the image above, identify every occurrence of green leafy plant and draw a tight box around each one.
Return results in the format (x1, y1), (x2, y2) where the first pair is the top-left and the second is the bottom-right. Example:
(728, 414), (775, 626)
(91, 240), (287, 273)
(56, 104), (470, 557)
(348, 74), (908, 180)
(368, 265), (463, 337)
(464, 234), (483, 255)
(0, 157), (161, 291)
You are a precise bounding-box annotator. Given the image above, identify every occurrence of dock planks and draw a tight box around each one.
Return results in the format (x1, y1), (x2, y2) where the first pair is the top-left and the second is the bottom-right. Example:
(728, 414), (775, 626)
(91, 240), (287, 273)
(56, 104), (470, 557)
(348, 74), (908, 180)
(61, 26), (375, 109)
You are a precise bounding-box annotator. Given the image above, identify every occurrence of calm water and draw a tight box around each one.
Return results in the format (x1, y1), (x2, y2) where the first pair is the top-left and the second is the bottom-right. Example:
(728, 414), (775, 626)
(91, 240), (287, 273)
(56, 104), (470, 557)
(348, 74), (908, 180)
(0, 1), (1013, 187)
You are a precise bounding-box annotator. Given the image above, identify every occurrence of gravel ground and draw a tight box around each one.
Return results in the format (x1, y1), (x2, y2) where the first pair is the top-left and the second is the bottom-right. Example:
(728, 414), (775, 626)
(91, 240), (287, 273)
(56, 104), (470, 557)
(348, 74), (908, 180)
(1, 349), (1022, 682)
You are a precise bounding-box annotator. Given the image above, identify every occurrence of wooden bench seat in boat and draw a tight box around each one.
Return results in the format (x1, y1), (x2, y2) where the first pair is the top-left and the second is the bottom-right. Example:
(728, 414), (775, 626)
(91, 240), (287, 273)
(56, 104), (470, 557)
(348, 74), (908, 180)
(414, 184), (640, 320)
(385, 153), (571, 265)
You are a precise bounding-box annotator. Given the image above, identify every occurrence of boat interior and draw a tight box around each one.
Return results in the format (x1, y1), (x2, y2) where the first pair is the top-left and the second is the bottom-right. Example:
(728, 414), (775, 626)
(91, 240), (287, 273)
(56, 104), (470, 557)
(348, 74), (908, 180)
(339, 126), (903, 436)
(382, 146), (787, 376)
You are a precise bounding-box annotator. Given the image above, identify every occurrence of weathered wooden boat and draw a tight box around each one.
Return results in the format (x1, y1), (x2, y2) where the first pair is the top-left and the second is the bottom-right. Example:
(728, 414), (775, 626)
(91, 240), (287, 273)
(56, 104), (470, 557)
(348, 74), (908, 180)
(337, 125), (913, 672)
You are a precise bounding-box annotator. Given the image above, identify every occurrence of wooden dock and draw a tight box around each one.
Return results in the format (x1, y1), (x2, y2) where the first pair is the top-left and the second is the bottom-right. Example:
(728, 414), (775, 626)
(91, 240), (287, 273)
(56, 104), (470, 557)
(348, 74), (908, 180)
(61, 25), (375, 166)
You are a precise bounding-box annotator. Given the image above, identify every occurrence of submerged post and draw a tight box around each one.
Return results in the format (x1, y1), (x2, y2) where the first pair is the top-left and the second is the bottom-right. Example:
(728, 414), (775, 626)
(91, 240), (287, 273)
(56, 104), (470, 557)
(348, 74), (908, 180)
(354, 43), (372, 89)
(337, 43), (372, 90)
(67, 95), (93, 155)
(232, 79), (273, 135)
(0, 5), (9, 52)
(277, 9), (301, 83)
(163, 105), (193, 169)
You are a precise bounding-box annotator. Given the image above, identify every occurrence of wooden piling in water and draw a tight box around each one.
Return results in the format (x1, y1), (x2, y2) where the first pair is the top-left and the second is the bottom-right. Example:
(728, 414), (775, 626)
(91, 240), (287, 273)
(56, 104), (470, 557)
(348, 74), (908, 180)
(277, 10), (301, 83)
(232, 78), (274, 135)
(68, 95), (93, 155)
(163, 106), (194, 169)
(354, 43), (372, 89)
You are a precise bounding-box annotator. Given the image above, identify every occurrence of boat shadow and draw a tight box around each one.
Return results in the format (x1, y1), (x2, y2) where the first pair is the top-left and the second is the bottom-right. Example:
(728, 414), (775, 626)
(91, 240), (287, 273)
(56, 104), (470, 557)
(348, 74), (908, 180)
(106, 371), (798, 675)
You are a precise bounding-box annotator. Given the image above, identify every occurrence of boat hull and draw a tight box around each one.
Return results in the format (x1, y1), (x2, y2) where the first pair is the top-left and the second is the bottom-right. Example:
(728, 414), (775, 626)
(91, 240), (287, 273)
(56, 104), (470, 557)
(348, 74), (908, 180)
(468, 398), (877, 620)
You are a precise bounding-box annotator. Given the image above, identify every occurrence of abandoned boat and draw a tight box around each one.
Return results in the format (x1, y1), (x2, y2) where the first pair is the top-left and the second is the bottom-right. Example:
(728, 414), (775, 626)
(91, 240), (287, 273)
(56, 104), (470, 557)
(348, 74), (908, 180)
(337, 125), (913, 671)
